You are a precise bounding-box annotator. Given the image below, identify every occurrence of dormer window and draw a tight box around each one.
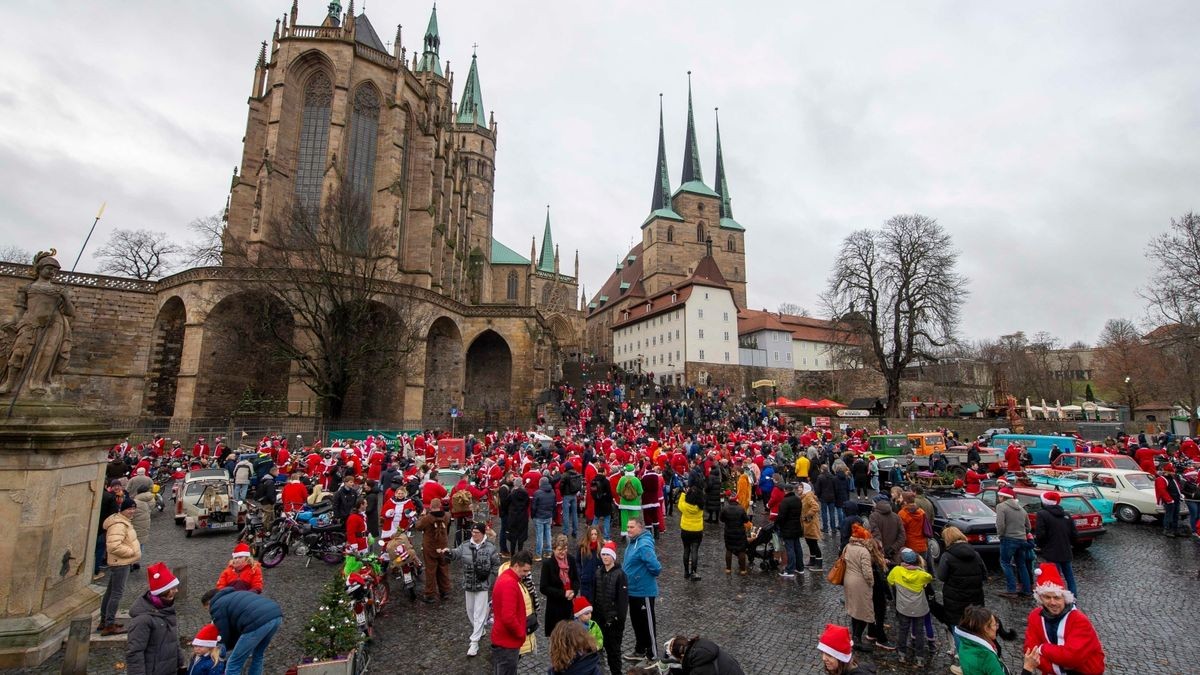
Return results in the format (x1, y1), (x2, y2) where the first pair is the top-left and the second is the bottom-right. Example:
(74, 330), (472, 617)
(671, 293), (677, 303)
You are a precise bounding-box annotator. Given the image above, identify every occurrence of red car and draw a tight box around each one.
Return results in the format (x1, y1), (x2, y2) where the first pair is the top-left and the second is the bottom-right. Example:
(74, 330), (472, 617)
(979, 485), (1106, 549)
(1036, 452), (1140, 472)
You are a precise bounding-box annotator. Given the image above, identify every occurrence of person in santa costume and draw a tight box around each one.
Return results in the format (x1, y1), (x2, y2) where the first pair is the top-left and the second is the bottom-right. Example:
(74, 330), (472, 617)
(816, 623), (872, 674)
(1022, 562), (1106, 675)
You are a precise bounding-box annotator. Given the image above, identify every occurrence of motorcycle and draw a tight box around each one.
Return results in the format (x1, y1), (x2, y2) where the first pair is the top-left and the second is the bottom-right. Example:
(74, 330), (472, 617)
(344, 550), (389, 637)
(384, 537), (423, 601)
(238, 501), (268, 559)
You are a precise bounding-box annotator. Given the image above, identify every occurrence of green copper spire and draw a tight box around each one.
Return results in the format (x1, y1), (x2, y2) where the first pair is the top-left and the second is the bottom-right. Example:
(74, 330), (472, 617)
(416, 4), (442, 76)
(327, 1), (343, 20)
(456, 48), (486, 127)
(714, 108), (744, 231)
(645, 94), (684, 226)
(537, 206), (555, 273)
(681, 72), (703, 185)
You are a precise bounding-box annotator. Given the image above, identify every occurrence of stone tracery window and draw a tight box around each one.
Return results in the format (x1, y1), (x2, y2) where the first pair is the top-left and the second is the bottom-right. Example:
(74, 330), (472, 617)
(294, 72), (333, 214)
(506, 270), (518, 300)
(347, 84), (381, 209)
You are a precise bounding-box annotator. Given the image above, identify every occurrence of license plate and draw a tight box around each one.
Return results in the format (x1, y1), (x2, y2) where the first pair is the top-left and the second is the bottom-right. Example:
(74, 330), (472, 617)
(986, 535), (999, 543)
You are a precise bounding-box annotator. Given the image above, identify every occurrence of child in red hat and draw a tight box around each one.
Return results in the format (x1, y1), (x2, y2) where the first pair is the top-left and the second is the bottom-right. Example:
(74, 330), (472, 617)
(572, 595), (603, 649)
(188, 623), (224, 675)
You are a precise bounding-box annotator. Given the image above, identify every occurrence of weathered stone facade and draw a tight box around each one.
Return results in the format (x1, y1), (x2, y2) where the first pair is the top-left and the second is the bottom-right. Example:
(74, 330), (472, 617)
(0, 3), (586, 429)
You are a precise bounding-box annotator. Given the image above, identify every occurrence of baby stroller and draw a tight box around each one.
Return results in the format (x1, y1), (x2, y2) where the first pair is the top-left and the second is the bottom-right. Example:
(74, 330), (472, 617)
(744, 521), (779, 572)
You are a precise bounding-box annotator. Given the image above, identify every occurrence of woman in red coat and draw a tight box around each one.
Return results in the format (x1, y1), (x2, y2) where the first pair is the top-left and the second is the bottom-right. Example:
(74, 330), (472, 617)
(1023, 563), (1105, 675)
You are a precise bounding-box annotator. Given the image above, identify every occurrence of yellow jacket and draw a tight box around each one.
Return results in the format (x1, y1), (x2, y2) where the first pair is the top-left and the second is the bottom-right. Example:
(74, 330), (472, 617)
(736, 474), (752, 510)
(794, 455), (810, 479)
(678, 493), (705, 532)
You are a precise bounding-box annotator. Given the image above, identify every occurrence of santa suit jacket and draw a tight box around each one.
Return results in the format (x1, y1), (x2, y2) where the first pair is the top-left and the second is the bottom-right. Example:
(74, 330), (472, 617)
(1023, 605), (1105, 675)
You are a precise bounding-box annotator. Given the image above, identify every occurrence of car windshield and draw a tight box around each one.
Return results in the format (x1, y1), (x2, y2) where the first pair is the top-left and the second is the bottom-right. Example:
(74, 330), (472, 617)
(1125, 473), (1154, 490)
(937, 498), (993, 518)
(184, 481), (219, 496)
(879, 437), (910, 451)
(1068, 485), (1103, 500)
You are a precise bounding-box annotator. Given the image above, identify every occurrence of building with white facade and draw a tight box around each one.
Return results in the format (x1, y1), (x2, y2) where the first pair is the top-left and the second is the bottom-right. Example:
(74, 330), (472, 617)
(737, 309), (846, 371)
(611, 251), (738, 386)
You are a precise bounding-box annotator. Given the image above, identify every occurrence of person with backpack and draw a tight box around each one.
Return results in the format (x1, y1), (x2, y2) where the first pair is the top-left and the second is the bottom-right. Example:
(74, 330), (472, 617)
(615, 465), (643, 536)
(450, 476), (486, 547)
(560, 464), (583, 539)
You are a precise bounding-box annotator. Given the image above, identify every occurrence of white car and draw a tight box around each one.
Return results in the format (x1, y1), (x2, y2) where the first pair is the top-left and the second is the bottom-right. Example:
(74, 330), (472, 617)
(1064, 468), (1163, 524)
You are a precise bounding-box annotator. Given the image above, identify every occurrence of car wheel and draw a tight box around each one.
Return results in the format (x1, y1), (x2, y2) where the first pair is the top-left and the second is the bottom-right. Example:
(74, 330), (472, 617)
(1073, 540), (1093, 550)
(1115, 504), (1140, 523)
(927, 537), (942, 561)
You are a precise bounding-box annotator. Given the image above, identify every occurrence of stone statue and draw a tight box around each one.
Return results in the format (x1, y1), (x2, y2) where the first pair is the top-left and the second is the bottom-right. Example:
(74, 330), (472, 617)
(0, 249), (74, 397)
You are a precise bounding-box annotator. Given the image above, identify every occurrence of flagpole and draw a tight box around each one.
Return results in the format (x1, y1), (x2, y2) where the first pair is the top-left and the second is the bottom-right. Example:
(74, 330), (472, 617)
(71, 202), (106, 272)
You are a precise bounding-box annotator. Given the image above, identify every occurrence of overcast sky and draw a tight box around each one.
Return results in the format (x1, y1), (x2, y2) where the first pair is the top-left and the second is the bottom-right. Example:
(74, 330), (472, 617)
(1, 1), (1197, 345)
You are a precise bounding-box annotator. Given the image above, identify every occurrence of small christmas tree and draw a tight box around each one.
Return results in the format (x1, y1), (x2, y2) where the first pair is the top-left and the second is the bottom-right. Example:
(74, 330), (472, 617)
(301, 577), (363, 661)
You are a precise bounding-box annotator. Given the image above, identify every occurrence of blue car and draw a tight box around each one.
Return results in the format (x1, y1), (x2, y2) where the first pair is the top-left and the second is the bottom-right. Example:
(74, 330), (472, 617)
(1021, 473), (1116, 524)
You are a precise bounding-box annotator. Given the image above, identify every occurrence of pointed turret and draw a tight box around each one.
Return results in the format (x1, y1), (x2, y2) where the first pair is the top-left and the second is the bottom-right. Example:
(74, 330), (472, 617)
(290, 0), (299, 28)
(456, 48), (486, 127)
(714, 108), (743, 231)
(323, 0), (342, 27)
(644, 94), (683, 226)
(538, 206), (555, 274)
(675, 72), (718, 198)
(416, 4), (442, 76)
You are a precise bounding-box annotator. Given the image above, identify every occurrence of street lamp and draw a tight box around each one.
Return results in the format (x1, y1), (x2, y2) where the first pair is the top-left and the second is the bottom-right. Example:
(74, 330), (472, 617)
(1124, 376), (1134, 421)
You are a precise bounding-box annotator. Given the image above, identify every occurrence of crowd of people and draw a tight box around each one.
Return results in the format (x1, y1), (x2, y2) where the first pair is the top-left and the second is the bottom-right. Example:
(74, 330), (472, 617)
(93, 363), (1200, 674)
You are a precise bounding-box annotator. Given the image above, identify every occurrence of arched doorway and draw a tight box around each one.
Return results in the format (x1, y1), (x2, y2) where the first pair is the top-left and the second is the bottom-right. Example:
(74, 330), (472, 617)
(195, 292), (294, 419)
(422, 317), (463, 428)
(143, 296), (186, 417)
(464, 330), (511, 419)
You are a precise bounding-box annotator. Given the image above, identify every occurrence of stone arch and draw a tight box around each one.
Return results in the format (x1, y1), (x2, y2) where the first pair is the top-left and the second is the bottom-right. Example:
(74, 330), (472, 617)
(143, 296), (186, 417)
(464, 329), (511, 416)
(337, 300), (406, 421)
(194, 291), (294, 419)
(422, 316), (463, 427)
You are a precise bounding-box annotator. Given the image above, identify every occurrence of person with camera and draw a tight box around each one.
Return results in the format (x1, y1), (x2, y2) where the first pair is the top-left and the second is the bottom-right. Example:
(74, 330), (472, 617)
(440, 522), (502, 657)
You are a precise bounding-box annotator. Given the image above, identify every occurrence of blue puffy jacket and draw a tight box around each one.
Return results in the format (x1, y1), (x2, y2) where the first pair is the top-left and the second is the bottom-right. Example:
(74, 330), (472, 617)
(758, 466), (775, 496)
(207, 588), (282, 651)
(622, 531), (661, 598)
(531, 487), (556, 520)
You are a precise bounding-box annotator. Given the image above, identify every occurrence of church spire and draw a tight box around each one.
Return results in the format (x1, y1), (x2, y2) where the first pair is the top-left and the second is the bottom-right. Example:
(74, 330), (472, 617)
(538, 206), (555, 273)
(713, 107), (744, 231)
(416, 4), (442, 76)
(680, 71), (703, 185)
(456, 48), (486, 127)
(714, 108), (732, 219)
(650, 94), (671, 212)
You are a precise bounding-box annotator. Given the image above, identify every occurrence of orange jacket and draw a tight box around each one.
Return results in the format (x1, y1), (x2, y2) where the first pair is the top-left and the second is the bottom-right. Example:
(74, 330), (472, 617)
(216, 562), (264, 592)
(898, 506), (928, 554)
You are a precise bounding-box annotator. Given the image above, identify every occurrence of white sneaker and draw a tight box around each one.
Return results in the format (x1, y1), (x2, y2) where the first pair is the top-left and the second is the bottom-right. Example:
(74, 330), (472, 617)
(467, 641), (479, 657)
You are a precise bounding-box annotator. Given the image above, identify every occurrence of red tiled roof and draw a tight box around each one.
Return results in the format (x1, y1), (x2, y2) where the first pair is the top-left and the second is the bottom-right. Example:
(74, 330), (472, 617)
(609, 255), (730, 329)
(738, 308), (848, 344)
(587, 243), (643, 313)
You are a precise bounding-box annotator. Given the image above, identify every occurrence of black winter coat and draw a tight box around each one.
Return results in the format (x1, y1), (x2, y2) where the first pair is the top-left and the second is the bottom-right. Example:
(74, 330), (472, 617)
(531, 487), (556, 520)
(833, 473), (852, 506)
(591, 476), (613, 517)
(333, 485), (358, 522)
(539, 555), (580, 637)
(550, 649), (604, 675)
(680, 638), (746, 675)
(814, 472), (837, 504)
(507, 487), (531, 533)
(776, 493), (804, 539)
(1034, 505), (1077, 563)
(124, 593), (183, 675)
(935, 541), (987, 626)
(591, 564), (628, 629)
(207, 588), (282, 651)
(719, 502), (750, 551)
(704, 473), (722, 511)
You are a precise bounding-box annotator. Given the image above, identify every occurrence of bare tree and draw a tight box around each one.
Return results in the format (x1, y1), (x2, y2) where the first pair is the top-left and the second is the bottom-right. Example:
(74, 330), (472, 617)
(1141, 212), (1200, 432)
(777, 302), (811, 317)
(94, 229), (180, 279)
(822, 214), (968, 415)
(0, 245), (32, 264)
(239, 186), (430, 420)
(184, 212), (227, 267)
(1093, 318), (1161, 412)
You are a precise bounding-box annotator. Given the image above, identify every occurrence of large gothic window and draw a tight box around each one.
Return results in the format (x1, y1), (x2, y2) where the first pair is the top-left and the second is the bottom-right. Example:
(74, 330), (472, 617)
(696, 222), (706, 242)
(294, 72), (332, 214)
(347, 85), (381, 209)
(506, 271), (518, 300)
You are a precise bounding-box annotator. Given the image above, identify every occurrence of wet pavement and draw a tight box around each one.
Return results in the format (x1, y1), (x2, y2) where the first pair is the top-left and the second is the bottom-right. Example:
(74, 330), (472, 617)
(17, 498), (1200, 674)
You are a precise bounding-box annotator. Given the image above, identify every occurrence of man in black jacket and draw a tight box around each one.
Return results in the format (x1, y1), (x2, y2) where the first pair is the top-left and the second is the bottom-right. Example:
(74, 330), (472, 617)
(592, 541), (628, 675)
(776, 484), (804, 578)
(1034, 491), (1078, 596)
(332, 475), (359, 523)
(814, 466), (838, 533)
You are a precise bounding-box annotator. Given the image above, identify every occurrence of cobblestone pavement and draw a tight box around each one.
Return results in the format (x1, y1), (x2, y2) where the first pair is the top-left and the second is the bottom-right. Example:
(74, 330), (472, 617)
(15, 500), (1200, 674)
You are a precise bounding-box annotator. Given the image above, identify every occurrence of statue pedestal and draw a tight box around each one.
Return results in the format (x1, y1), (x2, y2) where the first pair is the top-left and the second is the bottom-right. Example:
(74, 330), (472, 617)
(0, 398), (120, 667)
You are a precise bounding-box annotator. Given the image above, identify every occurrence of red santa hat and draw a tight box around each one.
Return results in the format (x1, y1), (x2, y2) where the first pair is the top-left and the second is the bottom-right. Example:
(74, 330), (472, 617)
(192, 623), (220, 648)
(817, 623), (853, 663)
(600, 541), (618, 561)
(573, 595), (593, 618)
(1040, 491), (1061, 507)
(1033, 562), (1075, 603)
(232, 542), (252, 559)
(146, 562), (179, 596)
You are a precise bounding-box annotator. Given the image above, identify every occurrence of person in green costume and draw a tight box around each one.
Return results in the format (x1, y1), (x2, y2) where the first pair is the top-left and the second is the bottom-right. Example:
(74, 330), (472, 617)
(616, 464), (643, 536)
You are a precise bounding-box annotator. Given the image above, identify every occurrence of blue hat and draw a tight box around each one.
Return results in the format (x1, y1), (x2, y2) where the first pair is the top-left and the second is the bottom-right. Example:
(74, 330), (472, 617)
(900, 548), (918, 564)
